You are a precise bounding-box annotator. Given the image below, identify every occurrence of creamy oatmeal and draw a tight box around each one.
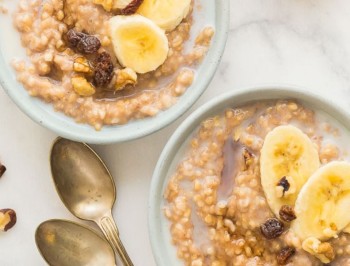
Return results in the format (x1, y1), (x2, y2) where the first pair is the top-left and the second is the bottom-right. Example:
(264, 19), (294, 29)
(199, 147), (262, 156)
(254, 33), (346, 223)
(164, 100), (350, 265)
(12, 0), (213, 129)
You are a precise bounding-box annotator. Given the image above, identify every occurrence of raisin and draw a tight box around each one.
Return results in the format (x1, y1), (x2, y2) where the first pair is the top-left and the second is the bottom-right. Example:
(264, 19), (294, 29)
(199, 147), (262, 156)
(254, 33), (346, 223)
(279, 205), (296, 222)
(66, 29), (85, 47)
(276, 247), (296, 265)
(121, 0), (144, 15)
(66, 29), (101, 54)
(77, 35), (101, 54)
(277, 176), (290, 195)
(260, 218), (284, 239)
(93, 52), (114, 87)
(0, 164), (6, 178)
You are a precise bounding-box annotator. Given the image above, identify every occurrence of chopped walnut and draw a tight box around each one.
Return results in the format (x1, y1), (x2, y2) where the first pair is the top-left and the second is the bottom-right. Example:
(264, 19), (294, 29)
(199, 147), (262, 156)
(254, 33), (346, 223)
(0, 209), (17, 232)
(73, 57), (92, 74)
(115, 68), (138, 91)
(93, 0), (113, 11)
(302, 237), (335, 263)
(242, 148), (253, 170)
(71, 77), (96, 97)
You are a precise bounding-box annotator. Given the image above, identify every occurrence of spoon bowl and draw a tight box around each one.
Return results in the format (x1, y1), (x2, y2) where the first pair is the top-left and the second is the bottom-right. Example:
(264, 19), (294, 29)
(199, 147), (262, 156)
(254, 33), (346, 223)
(50, 138), (115, 220)
(35, 219), (116, 266)
(50, 138), (133, 266)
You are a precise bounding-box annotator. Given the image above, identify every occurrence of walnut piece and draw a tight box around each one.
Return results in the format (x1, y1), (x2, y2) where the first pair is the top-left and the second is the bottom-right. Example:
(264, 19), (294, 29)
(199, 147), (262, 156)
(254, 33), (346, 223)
(0, 209), (17, 232)
(302, 237), (335, 263)
(73, 57), (92, 74)
(71, 77), (96, 97)
(115, 68), (137, 91)
(93, 0), (113, 11)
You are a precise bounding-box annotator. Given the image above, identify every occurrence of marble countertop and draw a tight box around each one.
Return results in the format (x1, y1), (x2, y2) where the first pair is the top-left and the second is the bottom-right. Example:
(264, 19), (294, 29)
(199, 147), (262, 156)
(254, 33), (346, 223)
(2, 0), (350, 265)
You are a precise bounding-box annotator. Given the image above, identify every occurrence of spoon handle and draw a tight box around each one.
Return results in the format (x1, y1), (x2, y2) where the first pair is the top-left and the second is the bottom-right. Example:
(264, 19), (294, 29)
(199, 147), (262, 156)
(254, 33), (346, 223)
(98, 213), (134, 266)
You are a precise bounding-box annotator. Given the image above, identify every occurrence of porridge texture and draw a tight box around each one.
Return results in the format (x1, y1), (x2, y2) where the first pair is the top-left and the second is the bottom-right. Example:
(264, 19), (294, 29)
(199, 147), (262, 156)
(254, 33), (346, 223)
(13, 0), (213, 129)
(164, 100), (350, 266)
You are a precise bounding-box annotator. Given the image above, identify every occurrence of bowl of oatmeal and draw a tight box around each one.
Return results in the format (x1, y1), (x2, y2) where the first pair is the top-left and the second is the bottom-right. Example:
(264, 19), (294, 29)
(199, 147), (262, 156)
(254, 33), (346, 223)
(149, 86), (350, 265)
(0, 0), (229, 144)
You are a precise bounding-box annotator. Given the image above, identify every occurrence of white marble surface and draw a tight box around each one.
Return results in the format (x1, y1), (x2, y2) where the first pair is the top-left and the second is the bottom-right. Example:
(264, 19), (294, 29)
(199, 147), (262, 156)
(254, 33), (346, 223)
(2, 0), (350, 265)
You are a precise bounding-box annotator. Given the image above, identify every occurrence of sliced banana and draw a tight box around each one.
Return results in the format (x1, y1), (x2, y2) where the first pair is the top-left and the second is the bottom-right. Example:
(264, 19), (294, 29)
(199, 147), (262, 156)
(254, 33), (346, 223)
(292, 161), (350, 240)
(109, 15), (169, 74)
(260, 125), (320, 218)
(137, 0), (191, 31)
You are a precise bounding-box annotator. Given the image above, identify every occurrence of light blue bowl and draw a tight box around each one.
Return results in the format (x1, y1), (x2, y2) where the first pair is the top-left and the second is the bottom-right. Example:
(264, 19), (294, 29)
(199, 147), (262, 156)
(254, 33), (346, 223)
(0, 1), (229, 144)
(149, 85), (350, 265)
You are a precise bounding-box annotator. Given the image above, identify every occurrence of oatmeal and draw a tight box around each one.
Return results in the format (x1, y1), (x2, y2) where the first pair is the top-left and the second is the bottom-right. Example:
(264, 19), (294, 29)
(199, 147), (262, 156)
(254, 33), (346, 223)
(164, 100), (350, 265)
(12, 0), (214, 129)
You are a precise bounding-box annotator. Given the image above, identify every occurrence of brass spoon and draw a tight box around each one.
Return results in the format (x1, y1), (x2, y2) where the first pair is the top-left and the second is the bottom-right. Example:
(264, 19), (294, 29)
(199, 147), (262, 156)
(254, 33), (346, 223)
(50, 138), (133, 266)
(35, 219), (116, 266)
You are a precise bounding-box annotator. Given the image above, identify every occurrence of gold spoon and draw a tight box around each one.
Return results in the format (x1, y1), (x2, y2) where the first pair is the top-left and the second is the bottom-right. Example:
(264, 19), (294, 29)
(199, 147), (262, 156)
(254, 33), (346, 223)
(50, 138), (133, 266)
(35, 219), (116, 266)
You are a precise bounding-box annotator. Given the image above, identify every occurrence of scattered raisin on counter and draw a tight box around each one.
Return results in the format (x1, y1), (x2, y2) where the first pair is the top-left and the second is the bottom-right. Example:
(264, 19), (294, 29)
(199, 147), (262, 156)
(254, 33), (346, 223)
(279, 205), (297, 222)
(93, 52), (114, 87)
(121, 0), (144, 15)
(260, 218), (284, 239)
(0, 164), (6, 178)
(277, 246), (296, 265)
(66, 29), (101, 54)
(277, 176), (290, 195)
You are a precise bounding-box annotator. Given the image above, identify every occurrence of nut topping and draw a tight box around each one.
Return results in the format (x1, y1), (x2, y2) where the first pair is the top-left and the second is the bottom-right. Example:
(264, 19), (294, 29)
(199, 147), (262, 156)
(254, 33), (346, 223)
(71, 76), (96, 97)
(73, 57), (93, 74)
(93, 0), (113, 11)
(115, 68), (137, 91)
(260, 218), (284, 239)
(277, 246), (296, 265)
(0, 209), (17, 232)
(243, 148), (254, 169)
(279, 205), (296, 222)
(302, 237), (335, 263)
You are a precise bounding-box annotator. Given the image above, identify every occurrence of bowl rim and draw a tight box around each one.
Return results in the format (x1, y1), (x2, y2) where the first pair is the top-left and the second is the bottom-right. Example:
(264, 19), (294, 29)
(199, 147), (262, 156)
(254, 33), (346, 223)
(0, 0), (230, 144)
(148, 84), (350, 265)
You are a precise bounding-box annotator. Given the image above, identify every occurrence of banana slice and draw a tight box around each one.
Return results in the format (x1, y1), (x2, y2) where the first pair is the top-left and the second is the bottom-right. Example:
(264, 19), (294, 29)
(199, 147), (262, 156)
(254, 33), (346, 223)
(260, 125), (320, 218)
(137, 0), (192, 31)
(292, 161), (350, 240)
(109, 15), (169, 74)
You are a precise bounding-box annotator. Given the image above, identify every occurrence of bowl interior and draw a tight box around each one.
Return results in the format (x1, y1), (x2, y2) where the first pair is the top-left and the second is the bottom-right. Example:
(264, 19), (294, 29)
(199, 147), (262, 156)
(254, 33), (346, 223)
(0, 0), (229, 144)
(148, 86), (350, 265)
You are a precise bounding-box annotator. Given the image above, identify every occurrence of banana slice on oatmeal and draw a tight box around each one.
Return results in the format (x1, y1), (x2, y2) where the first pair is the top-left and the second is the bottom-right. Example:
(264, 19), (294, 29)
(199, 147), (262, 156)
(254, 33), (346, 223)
(260, 125), (320, 218)
(109, 14), (169, 74)
(292, 161), (350, 241)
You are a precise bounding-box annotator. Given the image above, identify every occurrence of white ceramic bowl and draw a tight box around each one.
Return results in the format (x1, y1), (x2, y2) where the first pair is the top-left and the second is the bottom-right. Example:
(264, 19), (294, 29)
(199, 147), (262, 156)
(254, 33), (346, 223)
(148, 85), (350, 265)
(0, 1), (229, 144)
